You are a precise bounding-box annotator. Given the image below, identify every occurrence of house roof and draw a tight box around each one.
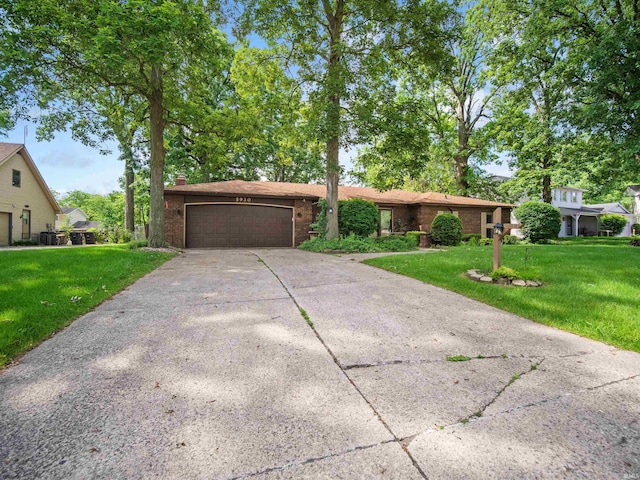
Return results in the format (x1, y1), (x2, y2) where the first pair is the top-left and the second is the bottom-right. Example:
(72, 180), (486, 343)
(165, 180), (513, 208)
(559, 207), (602, 216)
(61, 207), (78, 214)
(72, 220), (101, 230)
(627, 185), (640, 194)
(0, 143), (61, 214)
(585, 203), (631, 214)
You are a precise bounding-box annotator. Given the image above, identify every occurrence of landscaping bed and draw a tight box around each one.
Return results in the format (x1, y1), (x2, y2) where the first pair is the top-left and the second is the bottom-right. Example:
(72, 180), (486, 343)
(299, 234), (418, 253)
(364, 242), (640, 352)
(0, 245), (175, 367)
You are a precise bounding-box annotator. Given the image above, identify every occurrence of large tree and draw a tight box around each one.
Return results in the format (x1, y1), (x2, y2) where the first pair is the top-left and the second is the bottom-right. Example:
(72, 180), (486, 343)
(351, 3), (497, 196)
(239, 0), (449, 238)
(478, 0), (577, 203)
(0, 0), (229, 246)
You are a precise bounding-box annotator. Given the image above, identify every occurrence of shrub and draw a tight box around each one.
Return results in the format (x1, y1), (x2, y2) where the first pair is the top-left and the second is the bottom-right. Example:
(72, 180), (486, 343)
(599, 214), (627, 236)
(11, 240), (39, 246)
(310, 199), (328, 237)
(298, 233), (417, 253)
(338, 198), (378, 237)
(513, 201), (561, 243)
(127, 239), (148, 249)
(462, 234), (481, 243)
(502, 234), (519, 245)
(311, 198), (378, 238)
(629, 238), (640, 247)
(479, 237), (493, 246)
(431, 214), (463, 246)
(490, 266), (520, 281)
(405, 231), (422, 247)
(633, 223), (640, 235)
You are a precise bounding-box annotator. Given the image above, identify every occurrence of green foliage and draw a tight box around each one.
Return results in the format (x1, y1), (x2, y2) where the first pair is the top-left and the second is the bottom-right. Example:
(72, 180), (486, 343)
(479, 237), (493, 246)
(490, 266), (520, 281)
(514, 201), (561, 243)
(446, 355), (471, 362)
(11, 240), (39, 246)
(629, 239), (640, 247)
(599, 214), (627, 236)
(299, 234), (417, 254)
(633, 224), (640, 235)
(431, 214), (463, 246)
(405, 231), (422, 247)
(310, 199), (328, 237)
(502, 235), (519, 245)
(338, 199), (379, 237)
(127, 239), (148, 249)
(60, 190), (124, 228)
(462, 234), (481, 243)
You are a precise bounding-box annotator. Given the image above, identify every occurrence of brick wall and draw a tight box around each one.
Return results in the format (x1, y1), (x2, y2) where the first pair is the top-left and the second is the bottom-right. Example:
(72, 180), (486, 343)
(413, 205), (512, 235)
(293, 199), (314, 245)
(164, 194), (185, 248)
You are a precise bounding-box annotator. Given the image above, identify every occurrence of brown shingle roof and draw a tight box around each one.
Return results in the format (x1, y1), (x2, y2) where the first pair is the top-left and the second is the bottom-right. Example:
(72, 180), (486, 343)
(165, 180), (512, 208)
(0, 143), (23, 164)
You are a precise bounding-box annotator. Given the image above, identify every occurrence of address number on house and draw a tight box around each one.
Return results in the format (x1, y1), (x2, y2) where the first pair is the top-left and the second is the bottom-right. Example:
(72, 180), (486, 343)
(235, 197), (252, 203)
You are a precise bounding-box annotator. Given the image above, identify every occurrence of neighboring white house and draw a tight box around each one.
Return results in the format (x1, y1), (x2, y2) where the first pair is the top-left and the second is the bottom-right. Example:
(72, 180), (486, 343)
(511, 185), (634, 237)
(55, 207), (102, 232)
(0, 143), (61, 245)
(55, 207), (88, 230)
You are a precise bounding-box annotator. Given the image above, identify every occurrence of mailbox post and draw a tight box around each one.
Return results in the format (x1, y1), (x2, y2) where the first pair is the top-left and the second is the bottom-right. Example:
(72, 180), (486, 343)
(493, 223), (504, 271)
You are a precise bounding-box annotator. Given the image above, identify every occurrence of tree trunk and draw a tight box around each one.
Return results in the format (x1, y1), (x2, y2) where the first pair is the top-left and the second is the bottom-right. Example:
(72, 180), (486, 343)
(147, 64), (166, 247)
(454, 100), (470, 195)
(124, 156), (135, 233)
(542, 174), (552, 203)
(324, 1), (343, 240)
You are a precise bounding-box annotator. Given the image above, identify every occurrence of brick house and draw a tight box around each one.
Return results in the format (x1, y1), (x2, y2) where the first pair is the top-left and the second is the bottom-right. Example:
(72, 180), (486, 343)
(164, 177), (513, 248)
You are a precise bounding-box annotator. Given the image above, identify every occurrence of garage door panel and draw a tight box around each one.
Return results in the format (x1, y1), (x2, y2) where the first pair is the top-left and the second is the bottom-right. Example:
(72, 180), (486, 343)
(186, 204), (293, 248)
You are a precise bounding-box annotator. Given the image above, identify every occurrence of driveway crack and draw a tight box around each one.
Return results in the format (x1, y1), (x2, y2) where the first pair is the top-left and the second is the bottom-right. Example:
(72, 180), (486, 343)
(229, 440), (396, 479)
(255, 253), (429, 479)
(457, 358), (546, 425)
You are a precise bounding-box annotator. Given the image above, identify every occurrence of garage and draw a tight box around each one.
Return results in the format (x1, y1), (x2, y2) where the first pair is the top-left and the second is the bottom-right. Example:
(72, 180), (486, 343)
(185, 204), (293, 248)
(0, 212), (10, 246)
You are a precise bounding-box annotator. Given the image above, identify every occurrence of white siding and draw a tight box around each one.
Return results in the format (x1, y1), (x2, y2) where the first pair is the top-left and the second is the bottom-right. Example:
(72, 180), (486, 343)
(0, 153), (56, 243)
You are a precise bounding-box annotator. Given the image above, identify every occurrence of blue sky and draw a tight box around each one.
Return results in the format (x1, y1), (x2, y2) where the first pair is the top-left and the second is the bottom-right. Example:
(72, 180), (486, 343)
(5, 119), (123, 197)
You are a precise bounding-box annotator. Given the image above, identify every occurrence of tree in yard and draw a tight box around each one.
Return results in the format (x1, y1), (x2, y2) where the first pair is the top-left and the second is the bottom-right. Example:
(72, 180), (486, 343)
(0, 0), (230, 247)
(476, 0), (583, 204)
(239, 0), (450, 238)
(548, 0), (640, 185)
(352, 3), (497, 197)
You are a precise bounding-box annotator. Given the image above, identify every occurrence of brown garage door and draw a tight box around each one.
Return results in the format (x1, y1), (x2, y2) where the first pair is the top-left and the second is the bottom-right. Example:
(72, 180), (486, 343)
(186, 204), (293, 248)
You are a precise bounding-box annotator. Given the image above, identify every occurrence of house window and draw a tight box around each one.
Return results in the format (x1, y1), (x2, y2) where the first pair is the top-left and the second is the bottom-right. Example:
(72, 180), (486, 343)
(562, 191), (567, 202)
(571, 192), (577, 203)
(12, 169), (20, 187)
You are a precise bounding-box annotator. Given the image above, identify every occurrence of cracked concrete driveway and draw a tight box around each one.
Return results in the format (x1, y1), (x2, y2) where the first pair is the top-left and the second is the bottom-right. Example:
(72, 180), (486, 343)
(1, 249), (639, 479)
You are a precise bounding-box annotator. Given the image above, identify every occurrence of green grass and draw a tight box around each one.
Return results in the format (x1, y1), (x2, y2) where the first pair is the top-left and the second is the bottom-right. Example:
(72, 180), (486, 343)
(446, 355), (472, 362)
(0, 245), (174, 366)
(365, 242), (640, 352)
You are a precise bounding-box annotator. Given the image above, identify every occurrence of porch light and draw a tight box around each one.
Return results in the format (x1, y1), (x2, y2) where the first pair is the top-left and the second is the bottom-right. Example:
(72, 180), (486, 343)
(493, 223), (504, 236)
(328, 207), (334, 214)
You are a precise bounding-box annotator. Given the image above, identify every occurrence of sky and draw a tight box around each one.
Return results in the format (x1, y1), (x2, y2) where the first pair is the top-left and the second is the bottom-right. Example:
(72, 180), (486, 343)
(4, 114), (512, 199)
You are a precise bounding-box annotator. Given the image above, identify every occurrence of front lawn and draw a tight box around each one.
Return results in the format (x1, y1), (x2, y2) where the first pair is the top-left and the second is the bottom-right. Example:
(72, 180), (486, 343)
(0, 245), (175, 367)
(365, 242), (640, 352)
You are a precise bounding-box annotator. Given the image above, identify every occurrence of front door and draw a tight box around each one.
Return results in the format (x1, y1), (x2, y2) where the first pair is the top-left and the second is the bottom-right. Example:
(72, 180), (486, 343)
(379, 209), (392, 236)
(22, 209), (30, 241)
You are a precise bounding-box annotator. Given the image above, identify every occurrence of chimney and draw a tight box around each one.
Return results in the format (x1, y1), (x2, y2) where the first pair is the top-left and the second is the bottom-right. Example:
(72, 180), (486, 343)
(176, 174), (187, 186)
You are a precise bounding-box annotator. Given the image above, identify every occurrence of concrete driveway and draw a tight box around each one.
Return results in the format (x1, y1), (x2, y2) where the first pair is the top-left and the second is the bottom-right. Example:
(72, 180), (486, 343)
(1, 249), (638, 479)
